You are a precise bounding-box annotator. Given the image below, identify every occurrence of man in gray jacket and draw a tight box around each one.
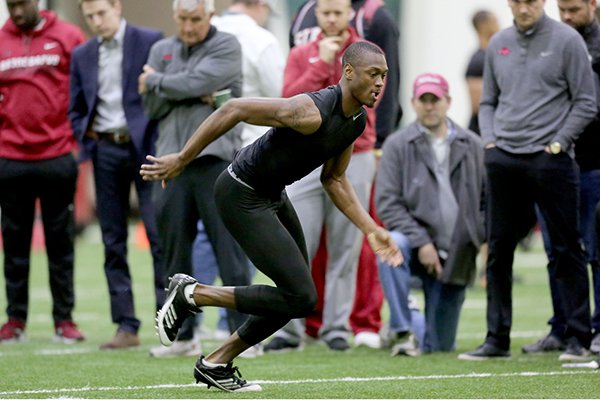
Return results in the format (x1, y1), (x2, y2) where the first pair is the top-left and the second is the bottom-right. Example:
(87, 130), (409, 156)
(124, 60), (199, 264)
(138, 0), (250, 357)
(376, 73), (485, 356)
(459, 0), (595, 361)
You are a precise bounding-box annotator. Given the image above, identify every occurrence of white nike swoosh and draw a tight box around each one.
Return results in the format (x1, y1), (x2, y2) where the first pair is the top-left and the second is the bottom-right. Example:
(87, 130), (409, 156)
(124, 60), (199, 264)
(352, 112), (362, 121)
(308, 56), (320, 64)
(44, 42), (58, 50)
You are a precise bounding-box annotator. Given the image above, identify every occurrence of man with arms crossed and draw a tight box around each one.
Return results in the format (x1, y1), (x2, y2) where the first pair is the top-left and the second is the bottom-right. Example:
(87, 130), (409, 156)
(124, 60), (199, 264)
(138, 0), (251, 358)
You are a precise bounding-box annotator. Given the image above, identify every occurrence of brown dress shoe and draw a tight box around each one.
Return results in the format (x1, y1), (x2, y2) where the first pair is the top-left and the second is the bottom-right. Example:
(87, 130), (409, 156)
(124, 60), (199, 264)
(99, 330), (140, 350)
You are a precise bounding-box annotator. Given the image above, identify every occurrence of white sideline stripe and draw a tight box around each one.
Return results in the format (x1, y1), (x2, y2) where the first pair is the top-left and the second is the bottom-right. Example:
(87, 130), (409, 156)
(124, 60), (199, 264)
(0, 370), (598, 396)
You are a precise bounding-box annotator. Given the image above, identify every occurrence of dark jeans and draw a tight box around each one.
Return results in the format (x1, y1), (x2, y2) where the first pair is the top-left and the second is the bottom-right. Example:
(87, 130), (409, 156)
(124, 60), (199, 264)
(418, 271), (466, 353)
(152, 156), (251, 340)
(92, 141), (165, 334)
(484, 148), (591, 349)
(0, 155), (77, 323)
(214, 170), (318, 345)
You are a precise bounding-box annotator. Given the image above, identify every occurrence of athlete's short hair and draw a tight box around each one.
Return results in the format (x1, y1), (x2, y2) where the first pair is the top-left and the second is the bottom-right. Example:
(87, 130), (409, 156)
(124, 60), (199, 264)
(342, 41), (385, 67)
(173, 0), (215, 13)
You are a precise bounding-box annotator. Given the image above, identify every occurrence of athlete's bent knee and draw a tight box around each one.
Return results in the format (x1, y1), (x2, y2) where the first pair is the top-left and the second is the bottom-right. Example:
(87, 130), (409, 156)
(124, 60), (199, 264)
(286, 288), (317, 318)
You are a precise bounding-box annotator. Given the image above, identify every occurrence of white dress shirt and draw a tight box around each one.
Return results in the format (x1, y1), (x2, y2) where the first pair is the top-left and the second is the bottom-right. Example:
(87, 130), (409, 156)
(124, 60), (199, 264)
(92, 19), (127, 133)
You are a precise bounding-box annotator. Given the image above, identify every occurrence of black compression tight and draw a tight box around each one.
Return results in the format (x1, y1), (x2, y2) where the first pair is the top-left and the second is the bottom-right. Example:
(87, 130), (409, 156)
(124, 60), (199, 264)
(214, 171), (318, 345)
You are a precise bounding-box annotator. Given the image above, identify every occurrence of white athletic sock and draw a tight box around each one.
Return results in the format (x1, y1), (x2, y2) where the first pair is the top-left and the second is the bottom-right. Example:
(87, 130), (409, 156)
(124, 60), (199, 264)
(184, 284), (197, 306)
(202, 358), (227, 368)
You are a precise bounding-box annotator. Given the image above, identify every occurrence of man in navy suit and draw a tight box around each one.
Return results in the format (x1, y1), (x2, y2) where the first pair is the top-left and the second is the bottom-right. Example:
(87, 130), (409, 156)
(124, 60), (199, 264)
(69, 0), (165, 349)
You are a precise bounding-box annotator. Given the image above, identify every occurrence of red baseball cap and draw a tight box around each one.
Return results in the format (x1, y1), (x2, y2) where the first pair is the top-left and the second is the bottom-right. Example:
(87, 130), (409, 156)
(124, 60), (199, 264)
(413, 73), (449, 99)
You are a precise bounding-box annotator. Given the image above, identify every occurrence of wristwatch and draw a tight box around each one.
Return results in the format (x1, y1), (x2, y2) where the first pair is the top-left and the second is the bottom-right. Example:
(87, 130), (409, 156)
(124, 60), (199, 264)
(549, 141), (562, 154)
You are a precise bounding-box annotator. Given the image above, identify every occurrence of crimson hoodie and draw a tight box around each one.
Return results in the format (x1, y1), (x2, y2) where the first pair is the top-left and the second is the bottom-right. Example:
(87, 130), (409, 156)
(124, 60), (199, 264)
(282, 27), (378, 153)
(0, 10), (84, 161)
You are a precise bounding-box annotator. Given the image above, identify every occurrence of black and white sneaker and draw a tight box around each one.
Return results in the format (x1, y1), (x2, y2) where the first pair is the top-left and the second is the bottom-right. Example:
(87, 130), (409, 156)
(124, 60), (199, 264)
(194, 356), (262, 392)
(156, 274), (202, 346)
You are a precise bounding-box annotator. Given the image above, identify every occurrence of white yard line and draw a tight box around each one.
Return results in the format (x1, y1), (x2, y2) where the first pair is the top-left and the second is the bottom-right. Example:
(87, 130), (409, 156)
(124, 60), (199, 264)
(0, 370), (598, 396)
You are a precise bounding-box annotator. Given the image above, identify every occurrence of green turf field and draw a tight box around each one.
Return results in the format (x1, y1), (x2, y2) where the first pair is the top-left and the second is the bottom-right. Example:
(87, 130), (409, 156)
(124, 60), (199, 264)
(0, 226), (598, 399)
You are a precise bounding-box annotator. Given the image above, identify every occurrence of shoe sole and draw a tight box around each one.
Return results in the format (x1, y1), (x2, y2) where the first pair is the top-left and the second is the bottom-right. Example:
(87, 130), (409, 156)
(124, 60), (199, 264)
(100, 345), (140, 350)
(457, 353), (511, 361)
(558, 353), (593, 361)
(522, 349), (565, 355)
(0, 335), (27, 344)
(355, 340), (382, 349)
(53, 335), (84, 345)
(562, 360), (600, 368)
(194, 366), (262, 392)
(155, 287), (180, 346)
(328, 347), (351, 352)
(391, 350), (420, 357)
(354, 333), (382, 349)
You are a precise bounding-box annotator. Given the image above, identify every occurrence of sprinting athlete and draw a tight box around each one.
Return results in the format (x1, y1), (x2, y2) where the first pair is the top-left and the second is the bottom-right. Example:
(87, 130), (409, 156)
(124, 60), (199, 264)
(140, 41), (402, 393)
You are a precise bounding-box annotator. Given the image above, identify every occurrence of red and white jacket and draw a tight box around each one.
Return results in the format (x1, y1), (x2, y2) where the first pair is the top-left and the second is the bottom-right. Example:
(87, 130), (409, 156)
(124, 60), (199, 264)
(283, 27), (378, 153)
(0, 10), (84, 160)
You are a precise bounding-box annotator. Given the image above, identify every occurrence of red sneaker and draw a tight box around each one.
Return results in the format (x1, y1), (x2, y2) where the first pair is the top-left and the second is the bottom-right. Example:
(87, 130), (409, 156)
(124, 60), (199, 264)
(0, 319), (26, 343)
(54, 320), (85, 344)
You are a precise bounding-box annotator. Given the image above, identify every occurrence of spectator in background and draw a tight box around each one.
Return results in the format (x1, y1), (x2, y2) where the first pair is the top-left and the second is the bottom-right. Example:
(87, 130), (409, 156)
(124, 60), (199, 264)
(211, 0), (284, 147)
(464, 10), (499, 290)
(263, 0), (377, 352)
(290, 0), (401, 145)
(465, 10), (499, 135)
(139, 0), (251, 358)
(287, 0), (401, 351)
(376, 73), (485, 356)
(523, 0), (600, 358)
(69, 0), (165, 350)
(0, 0), (85, 343)
(459, 0), (595, 361)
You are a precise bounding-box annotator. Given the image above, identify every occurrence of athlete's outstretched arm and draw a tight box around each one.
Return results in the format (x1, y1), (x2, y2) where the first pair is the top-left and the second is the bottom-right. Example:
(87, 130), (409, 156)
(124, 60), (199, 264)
(140, 94), (321, 186)
(321, 147), (403, 267)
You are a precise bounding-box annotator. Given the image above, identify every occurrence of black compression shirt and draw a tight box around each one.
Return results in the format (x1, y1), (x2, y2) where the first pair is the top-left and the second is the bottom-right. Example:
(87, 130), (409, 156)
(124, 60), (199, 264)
(231, 84), (367, 197)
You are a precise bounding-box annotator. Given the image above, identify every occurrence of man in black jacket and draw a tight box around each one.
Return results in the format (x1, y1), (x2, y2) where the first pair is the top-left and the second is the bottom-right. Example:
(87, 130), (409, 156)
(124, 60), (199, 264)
(522, 0), (600, 358)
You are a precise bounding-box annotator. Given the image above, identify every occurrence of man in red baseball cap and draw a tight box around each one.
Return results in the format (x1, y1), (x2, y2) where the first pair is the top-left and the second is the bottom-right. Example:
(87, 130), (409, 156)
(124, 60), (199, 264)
(375, 72), (485, 355)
